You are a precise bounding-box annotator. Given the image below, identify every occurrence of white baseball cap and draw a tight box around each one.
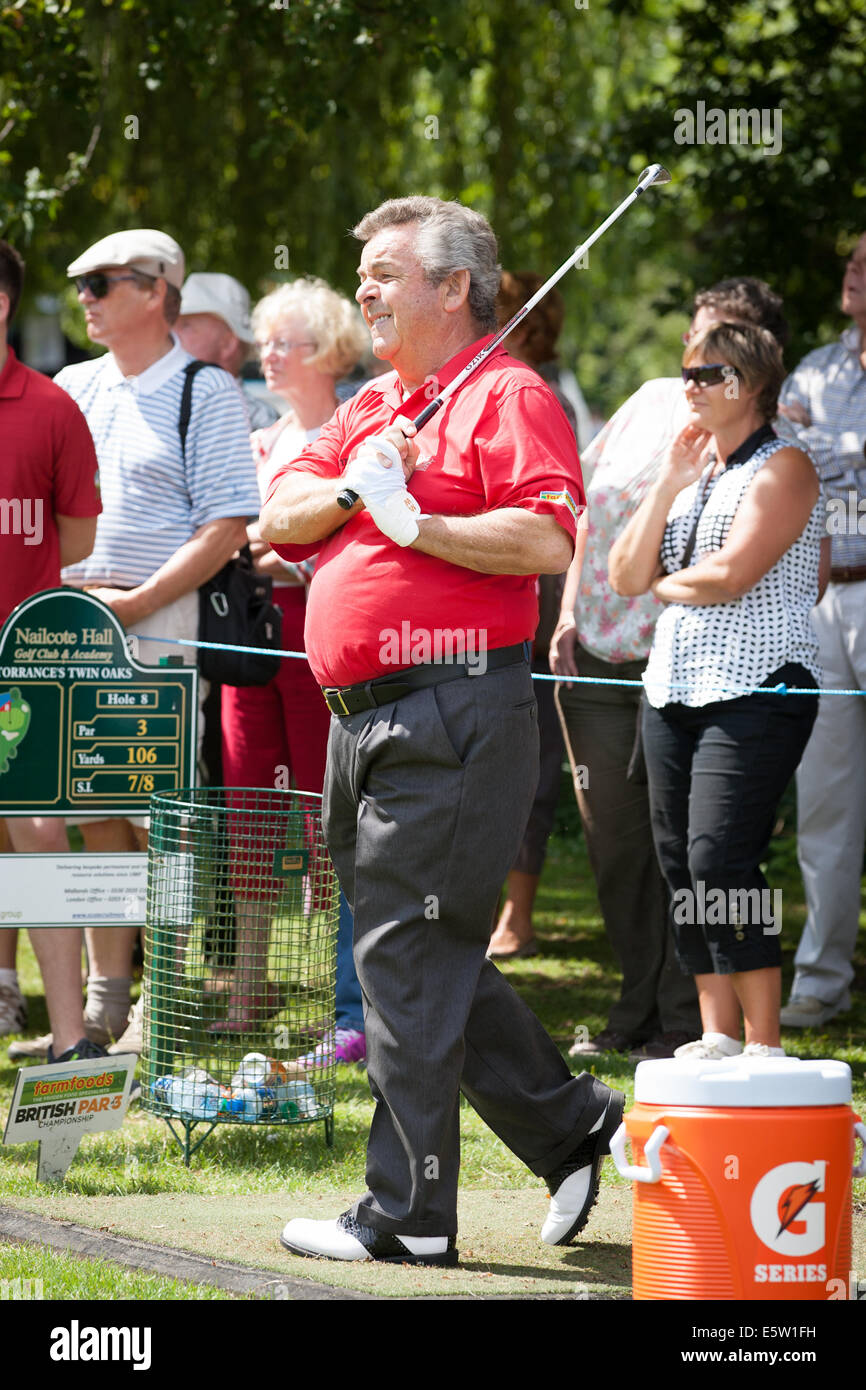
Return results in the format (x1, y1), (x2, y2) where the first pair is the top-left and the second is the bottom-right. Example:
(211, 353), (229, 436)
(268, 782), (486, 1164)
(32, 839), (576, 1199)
(67, 229), (185, 288)
(179, 272), (255, 343)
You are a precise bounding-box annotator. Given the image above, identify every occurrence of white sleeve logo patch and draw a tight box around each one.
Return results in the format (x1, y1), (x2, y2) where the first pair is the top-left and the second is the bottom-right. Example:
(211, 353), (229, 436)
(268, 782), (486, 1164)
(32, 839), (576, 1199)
(539, 488), (582, 520)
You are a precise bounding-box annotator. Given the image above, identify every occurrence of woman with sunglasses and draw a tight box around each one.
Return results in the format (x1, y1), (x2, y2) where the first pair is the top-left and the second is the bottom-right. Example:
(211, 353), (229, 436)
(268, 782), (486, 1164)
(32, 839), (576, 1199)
(609, 321), (825, 1060)
(215, 278), (369, 1056)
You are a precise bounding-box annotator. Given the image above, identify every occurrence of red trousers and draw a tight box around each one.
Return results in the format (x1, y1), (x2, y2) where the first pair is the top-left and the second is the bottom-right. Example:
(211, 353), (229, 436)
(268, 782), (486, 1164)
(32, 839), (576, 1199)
(221, 587), (332, 902)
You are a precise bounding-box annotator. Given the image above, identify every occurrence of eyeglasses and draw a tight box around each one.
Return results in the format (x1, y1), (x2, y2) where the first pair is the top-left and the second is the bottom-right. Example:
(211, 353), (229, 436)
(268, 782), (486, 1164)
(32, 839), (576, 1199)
(681, 363), (739, 387)
(257, 338), (316, 355)
(74, 272), (154, 298)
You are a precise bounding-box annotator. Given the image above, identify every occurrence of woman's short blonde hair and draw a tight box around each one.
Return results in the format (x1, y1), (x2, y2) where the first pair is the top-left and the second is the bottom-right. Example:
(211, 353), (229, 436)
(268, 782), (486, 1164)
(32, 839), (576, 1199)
(252, 277), (369, 377)
(684, 321), (786, 422)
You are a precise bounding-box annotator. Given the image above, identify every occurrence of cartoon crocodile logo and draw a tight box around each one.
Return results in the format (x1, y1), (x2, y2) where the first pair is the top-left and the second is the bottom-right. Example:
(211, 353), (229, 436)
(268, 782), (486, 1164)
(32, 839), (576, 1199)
(0, 688), (31, 775)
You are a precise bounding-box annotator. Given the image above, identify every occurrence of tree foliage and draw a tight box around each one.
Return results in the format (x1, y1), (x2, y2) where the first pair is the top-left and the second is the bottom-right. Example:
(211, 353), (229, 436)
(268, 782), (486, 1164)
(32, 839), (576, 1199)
(1, 0), (863, 411)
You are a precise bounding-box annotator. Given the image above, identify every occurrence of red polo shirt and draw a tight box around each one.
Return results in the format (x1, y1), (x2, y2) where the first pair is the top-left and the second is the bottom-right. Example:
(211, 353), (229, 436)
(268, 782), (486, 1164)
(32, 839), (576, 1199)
(0, 347), (101, 625)
(268, 337), (583, 687)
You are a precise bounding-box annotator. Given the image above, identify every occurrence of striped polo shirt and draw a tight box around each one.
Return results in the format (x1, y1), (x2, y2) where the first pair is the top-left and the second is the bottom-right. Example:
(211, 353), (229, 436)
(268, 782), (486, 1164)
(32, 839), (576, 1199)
(56, 338), (261, 587)
(778, 325), (866, 569)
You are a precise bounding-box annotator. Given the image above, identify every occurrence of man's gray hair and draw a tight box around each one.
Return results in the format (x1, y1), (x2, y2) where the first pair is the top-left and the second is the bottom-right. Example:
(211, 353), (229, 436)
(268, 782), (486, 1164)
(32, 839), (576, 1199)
(353, 196), (501, 332)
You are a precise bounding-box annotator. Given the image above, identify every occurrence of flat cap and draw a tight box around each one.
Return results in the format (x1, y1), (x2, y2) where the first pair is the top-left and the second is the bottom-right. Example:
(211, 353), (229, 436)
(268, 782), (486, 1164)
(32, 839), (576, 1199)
(67, 229), (185, 288)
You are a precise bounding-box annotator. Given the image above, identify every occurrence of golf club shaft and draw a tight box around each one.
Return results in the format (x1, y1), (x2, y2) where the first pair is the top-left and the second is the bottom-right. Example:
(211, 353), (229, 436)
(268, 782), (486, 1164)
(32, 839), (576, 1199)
(337, 164), (667, 509)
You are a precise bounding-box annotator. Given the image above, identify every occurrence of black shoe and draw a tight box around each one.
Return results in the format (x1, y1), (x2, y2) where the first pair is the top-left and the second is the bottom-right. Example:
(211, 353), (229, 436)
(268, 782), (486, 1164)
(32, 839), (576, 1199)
(569, 1028), (634, 1058)
(541, 1089), (626, 1246)
(280, 1209), (459, 1266)
(46, 1037), (108, 1064)
(629, 1030), (698, 1060)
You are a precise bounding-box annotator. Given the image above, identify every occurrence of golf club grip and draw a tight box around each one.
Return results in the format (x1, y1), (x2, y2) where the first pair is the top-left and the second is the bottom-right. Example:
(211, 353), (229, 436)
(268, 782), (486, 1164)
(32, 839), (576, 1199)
(335, 396), (445, 509)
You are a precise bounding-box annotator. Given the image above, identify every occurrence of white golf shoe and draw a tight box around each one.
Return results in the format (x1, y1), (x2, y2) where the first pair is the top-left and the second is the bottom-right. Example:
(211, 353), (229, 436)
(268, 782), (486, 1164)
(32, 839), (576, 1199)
(280, 1210), (457, 1266)
(541, 1090), (625, 1246)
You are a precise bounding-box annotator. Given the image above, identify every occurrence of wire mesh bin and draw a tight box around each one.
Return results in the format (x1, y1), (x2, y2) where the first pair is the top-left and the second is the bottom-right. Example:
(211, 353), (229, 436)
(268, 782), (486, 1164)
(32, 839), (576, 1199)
(140, 787), (339, 1162)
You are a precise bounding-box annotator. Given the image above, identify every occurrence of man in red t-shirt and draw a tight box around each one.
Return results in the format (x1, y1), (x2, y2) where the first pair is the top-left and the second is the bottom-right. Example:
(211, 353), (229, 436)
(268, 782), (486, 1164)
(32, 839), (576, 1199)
(0, 240), (103, 1063)
(261, 197), (623, 1267)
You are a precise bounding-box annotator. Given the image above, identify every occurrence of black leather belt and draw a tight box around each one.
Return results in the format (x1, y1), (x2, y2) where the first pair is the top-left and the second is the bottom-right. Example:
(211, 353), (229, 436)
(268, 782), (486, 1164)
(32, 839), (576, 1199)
(322, 641), (530, 716)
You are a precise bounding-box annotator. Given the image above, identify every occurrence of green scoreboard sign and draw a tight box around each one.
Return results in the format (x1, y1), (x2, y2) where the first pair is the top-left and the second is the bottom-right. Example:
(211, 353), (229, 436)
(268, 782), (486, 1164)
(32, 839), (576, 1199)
(0, 588), (197, 816)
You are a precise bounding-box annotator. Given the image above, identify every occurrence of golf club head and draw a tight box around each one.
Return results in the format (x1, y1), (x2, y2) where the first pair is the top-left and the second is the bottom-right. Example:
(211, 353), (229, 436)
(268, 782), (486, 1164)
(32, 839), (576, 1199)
(637, 164), (672, 191)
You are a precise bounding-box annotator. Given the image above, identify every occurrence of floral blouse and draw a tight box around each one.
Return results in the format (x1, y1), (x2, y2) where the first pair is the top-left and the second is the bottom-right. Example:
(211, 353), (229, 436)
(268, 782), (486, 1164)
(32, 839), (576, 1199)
(575, 377), (689, 663)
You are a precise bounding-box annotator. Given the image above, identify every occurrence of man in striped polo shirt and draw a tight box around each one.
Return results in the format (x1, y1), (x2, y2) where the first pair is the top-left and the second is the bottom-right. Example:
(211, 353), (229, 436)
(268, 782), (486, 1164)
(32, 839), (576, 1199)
(778, 231), (866, 1029)
(54, 229), (261, 1054)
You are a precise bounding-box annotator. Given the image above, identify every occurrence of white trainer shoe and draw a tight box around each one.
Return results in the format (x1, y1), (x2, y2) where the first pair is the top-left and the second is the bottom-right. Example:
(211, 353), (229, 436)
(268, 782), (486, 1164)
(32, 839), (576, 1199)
(740, 1043), (786, 1058)
(674, 1032), (743, 1060)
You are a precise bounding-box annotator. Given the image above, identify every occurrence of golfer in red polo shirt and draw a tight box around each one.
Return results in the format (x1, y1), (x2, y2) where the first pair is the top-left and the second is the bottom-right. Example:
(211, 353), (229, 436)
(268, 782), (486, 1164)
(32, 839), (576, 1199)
(261, 197), (623, 1266)
(0, 239), (103, 1064)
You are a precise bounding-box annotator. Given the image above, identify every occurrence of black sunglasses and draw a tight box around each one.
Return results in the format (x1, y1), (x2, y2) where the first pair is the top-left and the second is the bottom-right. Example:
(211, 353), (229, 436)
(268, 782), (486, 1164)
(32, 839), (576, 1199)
(681, 363), (739, 387)
(73, 271), (155, 298)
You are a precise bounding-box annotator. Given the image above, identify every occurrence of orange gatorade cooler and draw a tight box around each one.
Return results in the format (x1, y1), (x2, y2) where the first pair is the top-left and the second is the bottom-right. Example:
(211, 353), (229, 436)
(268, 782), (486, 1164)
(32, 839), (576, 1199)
(609, 1057), (866, 1301)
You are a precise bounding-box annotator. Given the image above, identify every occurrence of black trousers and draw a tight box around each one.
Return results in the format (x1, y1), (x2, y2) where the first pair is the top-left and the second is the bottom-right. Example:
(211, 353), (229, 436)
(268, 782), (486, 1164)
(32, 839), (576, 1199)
(555, 644), (700, 1036)
(642, 665), (818, 975)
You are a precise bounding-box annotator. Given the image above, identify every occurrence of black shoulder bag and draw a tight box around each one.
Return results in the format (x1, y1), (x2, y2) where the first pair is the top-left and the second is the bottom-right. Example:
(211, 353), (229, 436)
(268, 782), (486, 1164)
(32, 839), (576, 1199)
(179, 361), (283, 686)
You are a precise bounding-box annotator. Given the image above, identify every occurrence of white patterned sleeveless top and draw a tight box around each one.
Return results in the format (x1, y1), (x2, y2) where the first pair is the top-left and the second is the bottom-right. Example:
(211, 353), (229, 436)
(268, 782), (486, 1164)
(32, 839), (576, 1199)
(643, 433), (823, 708)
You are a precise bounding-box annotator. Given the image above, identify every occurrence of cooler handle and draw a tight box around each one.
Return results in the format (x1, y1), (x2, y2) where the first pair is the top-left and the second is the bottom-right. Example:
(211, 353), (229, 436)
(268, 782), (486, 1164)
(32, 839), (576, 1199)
(854, 1122), (866, 1179)
(609, 1121), (670, 1183)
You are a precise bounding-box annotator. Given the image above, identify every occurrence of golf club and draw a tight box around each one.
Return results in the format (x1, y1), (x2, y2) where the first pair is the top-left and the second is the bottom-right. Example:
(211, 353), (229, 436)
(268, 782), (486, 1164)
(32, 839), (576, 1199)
(336, 163), (672, 509)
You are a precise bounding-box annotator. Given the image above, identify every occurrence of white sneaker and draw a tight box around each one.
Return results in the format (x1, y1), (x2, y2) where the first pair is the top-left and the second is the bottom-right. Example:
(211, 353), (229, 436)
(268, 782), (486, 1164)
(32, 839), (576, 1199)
(780, 995), (844, 1028)
(740, 1043), (786, 1059)
(674, 1032), (742, 1060)
(0, 982), (27, 1037)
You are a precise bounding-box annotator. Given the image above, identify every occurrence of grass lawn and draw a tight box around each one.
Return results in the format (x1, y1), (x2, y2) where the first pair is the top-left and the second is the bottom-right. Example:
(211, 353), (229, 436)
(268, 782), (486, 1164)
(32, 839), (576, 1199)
(0, 1243), (239, 1300)
(0, 774), (863, 1298)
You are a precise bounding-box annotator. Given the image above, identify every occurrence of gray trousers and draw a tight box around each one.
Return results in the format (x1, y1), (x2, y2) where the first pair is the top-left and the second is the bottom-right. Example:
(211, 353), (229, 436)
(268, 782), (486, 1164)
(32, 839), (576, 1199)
(555, 643), (700, 1038)
(322, 659), (610, 1236)
(794, 582), (866, 1008)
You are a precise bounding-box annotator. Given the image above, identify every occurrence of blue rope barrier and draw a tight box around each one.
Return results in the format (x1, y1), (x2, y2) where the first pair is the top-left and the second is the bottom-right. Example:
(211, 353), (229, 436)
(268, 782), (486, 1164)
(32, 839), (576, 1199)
(129, 632), (866, 700)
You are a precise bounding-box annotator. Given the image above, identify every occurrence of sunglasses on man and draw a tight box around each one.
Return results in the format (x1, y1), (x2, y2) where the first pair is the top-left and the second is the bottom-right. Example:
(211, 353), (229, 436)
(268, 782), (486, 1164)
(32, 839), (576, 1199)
(681, 363), (740, 387)
(74, 271), (155, 298)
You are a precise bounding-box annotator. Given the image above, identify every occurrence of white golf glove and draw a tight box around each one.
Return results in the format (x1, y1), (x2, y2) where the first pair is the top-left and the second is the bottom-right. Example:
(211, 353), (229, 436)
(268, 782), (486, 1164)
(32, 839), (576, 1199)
(341, 437), (428, 547)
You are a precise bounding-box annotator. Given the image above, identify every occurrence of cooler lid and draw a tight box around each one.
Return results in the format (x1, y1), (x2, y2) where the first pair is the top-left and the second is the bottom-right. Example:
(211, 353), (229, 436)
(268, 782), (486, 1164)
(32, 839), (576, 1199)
(634, 1056), (852, 1107)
